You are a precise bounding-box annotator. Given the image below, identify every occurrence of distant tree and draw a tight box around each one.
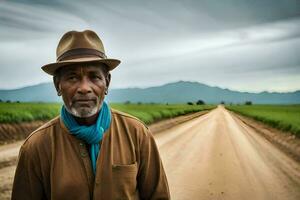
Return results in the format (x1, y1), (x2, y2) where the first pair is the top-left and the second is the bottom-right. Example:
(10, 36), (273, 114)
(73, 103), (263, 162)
(245, 101), (252, 105)
(0, 99), (2, 102)
(124, 100), (131, 104)
(220, 101), (225, 105)
(6, 100), (11, 103)
(166, 103), (169, 105)
(196, 100), (205, 105)
(137, 102), (142, 105)
(16, 101), (20, 103)
(187, 102), (194, 105)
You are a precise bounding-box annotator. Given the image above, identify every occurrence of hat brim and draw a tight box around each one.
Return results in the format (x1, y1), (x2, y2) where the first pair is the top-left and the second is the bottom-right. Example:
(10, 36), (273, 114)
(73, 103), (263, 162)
(41, 57), (121, 75)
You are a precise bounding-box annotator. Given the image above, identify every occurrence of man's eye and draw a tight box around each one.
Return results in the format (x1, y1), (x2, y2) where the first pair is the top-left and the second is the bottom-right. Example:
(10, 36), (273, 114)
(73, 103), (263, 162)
(91, 75), (102, 80)
(68, 76), (77, 81)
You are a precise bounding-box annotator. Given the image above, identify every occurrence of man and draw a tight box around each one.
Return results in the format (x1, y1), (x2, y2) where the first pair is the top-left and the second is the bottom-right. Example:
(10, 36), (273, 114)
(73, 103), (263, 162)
(12, 30), (170, 200)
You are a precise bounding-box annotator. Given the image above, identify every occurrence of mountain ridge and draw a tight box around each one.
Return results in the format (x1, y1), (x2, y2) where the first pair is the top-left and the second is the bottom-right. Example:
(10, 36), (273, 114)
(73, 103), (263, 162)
(0, 81), (299, 104)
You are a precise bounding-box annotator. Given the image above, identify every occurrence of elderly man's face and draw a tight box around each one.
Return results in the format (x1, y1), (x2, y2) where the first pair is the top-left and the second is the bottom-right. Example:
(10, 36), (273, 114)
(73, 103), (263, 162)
(54, 63), (110, 118)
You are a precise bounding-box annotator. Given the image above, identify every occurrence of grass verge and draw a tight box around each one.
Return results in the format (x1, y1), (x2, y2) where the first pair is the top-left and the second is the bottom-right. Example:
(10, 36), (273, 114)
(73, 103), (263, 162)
(226, 105), (300, 137)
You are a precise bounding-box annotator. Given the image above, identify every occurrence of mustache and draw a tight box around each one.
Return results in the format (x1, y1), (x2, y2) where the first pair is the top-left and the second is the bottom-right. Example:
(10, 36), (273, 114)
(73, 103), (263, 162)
(72, 96), (98, 102)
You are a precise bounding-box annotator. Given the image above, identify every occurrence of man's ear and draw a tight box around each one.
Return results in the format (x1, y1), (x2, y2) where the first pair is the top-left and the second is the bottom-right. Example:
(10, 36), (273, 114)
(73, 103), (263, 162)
(53, 76), (61, 96)
(105, 73), (111, 95)
(106, 73), (111, 89)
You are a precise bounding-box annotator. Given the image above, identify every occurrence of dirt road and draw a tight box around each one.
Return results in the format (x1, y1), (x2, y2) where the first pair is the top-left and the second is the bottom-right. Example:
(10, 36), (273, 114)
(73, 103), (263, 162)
(1, 106), (300, 199)
(155, 105), (300, 200)
(0, 141), (22, 198)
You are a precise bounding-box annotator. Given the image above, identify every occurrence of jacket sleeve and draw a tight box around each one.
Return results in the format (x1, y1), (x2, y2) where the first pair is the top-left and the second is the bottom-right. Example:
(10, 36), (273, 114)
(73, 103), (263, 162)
(137, 127), (170, 200)
(11, 145), (45, 200)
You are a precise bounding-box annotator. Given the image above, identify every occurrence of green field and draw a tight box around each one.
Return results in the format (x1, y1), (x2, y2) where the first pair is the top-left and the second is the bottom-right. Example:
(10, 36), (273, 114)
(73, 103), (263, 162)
(226, 105), (300, 137)
(110, 103), (215, 124)
(0, 102), (215, 124)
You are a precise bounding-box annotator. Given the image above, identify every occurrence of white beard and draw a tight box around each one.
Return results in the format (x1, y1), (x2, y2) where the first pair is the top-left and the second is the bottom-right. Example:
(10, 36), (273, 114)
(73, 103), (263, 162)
(65, 104), (99, 118)
(65, 100), (103, 118)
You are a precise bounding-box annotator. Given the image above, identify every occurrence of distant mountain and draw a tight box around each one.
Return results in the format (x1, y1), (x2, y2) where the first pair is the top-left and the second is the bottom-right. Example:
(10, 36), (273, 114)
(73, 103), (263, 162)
(0, 81), (299, 104)
(0, 82), (60, 102)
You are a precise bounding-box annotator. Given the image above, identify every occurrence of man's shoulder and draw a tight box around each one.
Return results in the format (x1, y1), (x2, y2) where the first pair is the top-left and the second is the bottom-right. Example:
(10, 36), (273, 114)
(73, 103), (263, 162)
(22, 116), (60, 148)
(111, 108), (149, 130)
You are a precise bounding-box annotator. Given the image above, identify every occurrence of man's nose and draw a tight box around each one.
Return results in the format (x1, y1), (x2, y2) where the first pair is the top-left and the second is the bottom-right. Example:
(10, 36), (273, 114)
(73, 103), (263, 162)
(77, 77), (92, 94)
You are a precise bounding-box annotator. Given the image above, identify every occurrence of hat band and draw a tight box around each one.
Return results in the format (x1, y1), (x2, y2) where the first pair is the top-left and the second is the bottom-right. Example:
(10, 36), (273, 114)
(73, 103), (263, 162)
(57, 48), (107, 61)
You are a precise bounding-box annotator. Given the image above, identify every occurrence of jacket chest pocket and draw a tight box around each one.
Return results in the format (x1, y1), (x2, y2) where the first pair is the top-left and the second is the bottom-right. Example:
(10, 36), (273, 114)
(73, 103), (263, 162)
(112, 162), (138, 199)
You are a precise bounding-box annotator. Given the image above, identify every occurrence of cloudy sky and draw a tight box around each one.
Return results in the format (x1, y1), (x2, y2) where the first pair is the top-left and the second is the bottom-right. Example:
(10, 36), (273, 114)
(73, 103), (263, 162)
(0, 0), (300, 92)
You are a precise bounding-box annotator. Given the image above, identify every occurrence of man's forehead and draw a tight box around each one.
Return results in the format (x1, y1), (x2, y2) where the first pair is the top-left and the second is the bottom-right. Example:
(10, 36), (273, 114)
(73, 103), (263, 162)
(59, 63), (107, 74)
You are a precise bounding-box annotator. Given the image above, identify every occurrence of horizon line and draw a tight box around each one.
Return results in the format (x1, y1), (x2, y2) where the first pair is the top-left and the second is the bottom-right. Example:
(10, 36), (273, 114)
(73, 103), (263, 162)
(0, 80), (299, 94)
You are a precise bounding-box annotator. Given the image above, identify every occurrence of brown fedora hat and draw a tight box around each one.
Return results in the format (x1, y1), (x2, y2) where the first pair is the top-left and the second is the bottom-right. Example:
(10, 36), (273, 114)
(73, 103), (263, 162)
(41, 30), (121, 75)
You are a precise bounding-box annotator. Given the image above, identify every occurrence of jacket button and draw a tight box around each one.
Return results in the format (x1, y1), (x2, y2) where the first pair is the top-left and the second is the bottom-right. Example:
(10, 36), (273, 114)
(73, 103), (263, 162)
(81, 152), (87, 157)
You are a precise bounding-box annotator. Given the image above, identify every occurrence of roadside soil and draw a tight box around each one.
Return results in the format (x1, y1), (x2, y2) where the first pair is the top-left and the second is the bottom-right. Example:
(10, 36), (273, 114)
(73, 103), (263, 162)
(0, 121), (45, 145)
(230, 111), (300, 163)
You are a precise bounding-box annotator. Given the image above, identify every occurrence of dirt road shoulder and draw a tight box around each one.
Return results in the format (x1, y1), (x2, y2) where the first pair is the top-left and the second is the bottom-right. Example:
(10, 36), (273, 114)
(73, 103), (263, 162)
(230, 111), (300, 163)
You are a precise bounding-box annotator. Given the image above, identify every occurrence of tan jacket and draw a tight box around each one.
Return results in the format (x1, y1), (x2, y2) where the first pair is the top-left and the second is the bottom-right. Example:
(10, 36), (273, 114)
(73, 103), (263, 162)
(12, 109), (170, 200)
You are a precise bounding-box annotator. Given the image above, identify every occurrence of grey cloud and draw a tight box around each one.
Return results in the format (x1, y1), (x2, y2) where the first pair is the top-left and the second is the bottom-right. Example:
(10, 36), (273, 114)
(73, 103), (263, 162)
(0, 1), (89, 39)
(0, 0), (300, 92)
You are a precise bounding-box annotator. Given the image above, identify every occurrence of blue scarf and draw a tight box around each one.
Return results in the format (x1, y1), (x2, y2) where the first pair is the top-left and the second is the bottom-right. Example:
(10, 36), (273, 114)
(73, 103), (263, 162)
(60, 101), (111, 174)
